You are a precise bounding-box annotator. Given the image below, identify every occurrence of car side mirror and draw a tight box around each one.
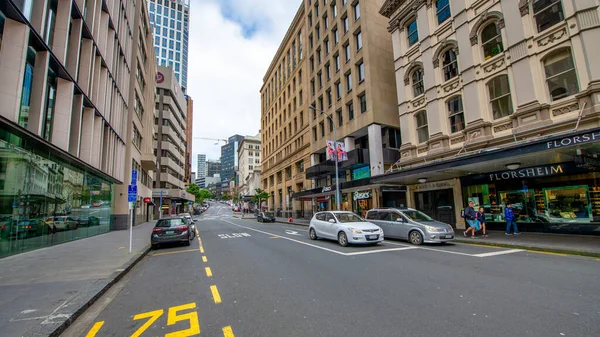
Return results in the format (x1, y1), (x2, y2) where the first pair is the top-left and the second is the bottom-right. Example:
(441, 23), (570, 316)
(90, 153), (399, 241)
(328, 219), (336, 223)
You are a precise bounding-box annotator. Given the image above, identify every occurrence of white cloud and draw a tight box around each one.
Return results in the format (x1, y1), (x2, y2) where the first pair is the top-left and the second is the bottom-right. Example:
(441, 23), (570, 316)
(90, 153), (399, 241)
(187, 0), (299, 171)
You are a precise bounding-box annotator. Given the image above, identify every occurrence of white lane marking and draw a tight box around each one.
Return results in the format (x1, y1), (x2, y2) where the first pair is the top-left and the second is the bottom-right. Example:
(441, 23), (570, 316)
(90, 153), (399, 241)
(472, 249), (524, 257)
(219, 220), (347, 256)
(284, 230), (302, 236)
(378, 240), (412, 247)
(9, 316), (48, 322)
(384, 240), (483, 256)
(345, 247), (418, 256)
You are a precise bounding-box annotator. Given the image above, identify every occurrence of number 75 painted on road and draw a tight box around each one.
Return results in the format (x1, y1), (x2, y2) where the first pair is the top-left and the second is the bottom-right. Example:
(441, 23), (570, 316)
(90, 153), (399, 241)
(86, 302), (200, 337)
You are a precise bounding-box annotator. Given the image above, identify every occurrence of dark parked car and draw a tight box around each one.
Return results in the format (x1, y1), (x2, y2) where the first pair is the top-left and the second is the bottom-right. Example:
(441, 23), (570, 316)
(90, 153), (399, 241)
(257, 212), (276, 223)
(77, 216), (100, 227)
(150, 217), (193, 249)
(0, 219), (52, 239)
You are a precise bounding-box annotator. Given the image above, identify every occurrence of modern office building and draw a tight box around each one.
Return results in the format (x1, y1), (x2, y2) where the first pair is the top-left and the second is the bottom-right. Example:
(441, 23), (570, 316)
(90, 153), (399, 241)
(147, 0), (190, 89)
(220, 134), (244, 187)
(196, 154), (207, 187)
(207, 160), (222, 178)
(114, 0), (158, 229)
(184, 95), (193, 185)
(263, 0), (400, 218)
(0, 0), (143, 257)
(237, 133), (262, 198)
(152, 66), (194, 216)
(376, 0), (600, 234)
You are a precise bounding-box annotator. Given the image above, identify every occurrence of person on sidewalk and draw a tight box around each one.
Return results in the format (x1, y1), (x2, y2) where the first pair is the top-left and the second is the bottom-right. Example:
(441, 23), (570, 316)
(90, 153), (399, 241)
(476, 207), (487, 237)
(504, 203), (520, 235)
(463, 201), (479, 238)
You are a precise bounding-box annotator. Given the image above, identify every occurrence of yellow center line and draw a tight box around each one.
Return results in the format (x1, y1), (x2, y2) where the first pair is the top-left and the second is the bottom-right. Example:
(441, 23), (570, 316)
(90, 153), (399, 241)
(210, 285), (222, 304)
(200, 246), (205, 253)
(202, 256), (207, 262)
(596, 258), (600, 262)
(84, 321), (105, 337)
(527, 250), (568, 257)
(464, 243), (502, 249)
(222, 326), (235, 337)
(205, 267), (213, 277)
(151, 249), (198, 257)
(269, 236), (280, 239)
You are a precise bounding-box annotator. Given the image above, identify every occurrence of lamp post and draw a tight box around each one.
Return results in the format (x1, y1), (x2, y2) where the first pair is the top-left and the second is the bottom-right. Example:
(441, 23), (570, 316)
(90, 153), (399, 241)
(309, 105), (341, 211)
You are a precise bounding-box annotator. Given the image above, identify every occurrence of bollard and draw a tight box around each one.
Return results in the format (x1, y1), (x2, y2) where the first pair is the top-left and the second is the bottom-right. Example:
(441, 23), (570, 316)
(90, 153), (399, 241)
(288, 217), (293, 223)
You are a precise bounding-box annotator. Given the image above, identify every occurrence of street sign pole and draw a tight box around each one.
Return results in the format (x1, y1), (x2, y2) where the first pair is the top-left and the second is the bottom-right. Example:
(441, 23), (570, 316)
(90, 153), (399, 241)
(128, 183), (137, 254)
(129, 204), (133, 253)
(159, 190), (163, 219)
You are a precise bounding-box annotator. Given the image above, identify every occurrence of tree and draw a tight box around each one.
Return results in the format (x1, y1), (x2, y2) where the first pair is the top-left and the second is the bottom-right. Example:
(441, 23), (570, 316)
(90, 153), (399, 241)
(198, 189), (211, 200)
(186, 184), (201, 201)
(222, 192), (232, 201)
(252, 188), (270, 210)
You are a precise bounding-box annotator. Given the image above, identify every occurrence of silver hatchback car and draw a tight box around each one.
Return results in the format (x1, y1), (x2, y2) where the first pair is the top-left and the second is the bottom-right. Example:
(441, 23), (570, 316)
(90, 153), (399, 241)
(365, 208), (454, 245)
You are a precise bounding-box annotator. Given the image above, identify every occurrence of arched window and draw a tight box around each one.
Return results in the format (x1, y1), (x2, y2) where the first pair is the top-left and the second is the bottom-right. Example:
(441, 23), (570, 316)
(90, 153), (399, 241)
(481, 22), (503, 60)
(415, 111), (429, 143)
(544, 49), (579, 101)
(533, 0), (564, 33)
(442, 49), (458, 81)
(488, 75), (513, 119)
(447, 96), (465, 133)
(412, 68), (424, 97)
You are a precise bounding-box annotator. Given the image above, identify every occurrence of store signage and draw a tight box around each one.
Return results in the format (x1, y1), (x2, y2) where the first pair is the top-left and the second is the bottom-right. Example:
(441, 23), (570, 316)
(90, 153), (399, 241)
(156, 72), (164, 83)
(143, 197), (152, 204)
(322, 186), (333, 193)
(489, 164), (564, 182)
(575, 155), (600, 169)
(414, 182), (452, 191)
(353, 191), (371, 201)
(546, 130), (600, 149)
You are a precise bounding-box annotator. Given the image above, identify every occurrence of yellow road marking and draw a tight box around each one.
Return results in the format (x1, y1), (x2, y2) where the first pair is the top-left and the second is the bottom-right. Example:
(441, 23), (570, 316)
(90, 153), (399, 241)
(269, 236), (280, 239)
(200, 246), (205, 253)
(210, 285), (222, 304)
(222, 326), (235, 337)
(202, 256), (207, 262)
(152, 249), (198, 257)
(527, 250), (568, 257)
(596, 258), (600, 262)
(118, 246), (125, 249)
(464, 243), (502, 249)
(205, 267), (213, 277)
(85, 321), (104, 337)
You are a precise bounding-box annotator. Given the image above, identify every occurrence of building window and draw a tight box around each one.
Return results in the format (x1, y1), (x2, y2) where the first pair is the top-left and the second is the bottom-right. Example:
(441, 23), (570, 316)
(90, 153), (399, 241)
(329, 119), (334, 132)
(313, 127), (317, 141)
(310, 56), (315, 72)
(311, 79), (315, 96)
(407, 18), (418, 46)
(481, 22), (504, 60)
(442, 49), (459, 81)
(353, 2), (360, 21)
(436, 0), (451, 24)
(488, 75), (514, 119)
(335, 54), (341, 71)
(343, 16), (349, 33)
(19, 47), (36, 129)
(344, 43), (351, 62)
(326, 63), (331, 80)
(533, 0), (564, 32)
(44, 0), (58, 48)
(412, 68), (424, 97)
(320, 121), (325, 137)
(335, 81), (342, 100)
(325, 38), (330, 55)
(337, 109), (343, 126)
(355, 31), (362, 50)
(324, 13), (329, 29)
(42, 70), (57, 141)
(359, 94), (367, 113)
(357, 61), (365, 82)
(332, 2), (338, 18)
(133, 125), (142, 149)
(415, 111), (429, 143)
(544, 49), (579, 101)
(333, 27), (339, 45)
(347, 101), (354, 120)
(345, 72), (353, 92)
(309, 12), (313, 26)
(447, 96), (465, 133)
(327, 89), (332, 107)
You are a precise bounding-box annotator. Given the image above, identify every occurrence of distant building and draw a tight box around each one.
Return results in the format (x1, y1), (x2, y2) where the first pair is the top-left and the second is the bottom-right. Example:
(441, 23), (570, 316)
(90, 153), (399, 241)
(220, 135), (244, 186)
(237, 133), (262, 198)
(207, 160), (222, 178)
(197, 154), (207, 187)
(184, 96), (193, 185)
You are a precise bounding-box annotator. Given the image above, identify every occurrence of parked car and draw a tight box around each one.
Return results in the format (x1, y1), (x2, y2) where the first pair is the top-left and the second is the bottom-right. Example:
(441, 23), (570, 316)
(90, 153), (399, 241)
(52, 216), (79, 231)
(150, 217), (193, 249)
(0, 219), (52, 239)
(365, 208), (454, 245)
(77, 216), (100, 227)
(257, 212), (276, 223)
(309, 211), (383, 247)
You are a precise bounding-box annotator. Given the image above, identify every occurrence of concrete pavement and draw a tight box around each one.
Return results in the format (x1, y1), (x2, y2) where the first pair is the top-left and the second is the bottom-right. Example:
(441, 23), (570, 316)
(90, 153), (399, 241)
(65, 203), (600, 337)
(0, 220), (155, 337)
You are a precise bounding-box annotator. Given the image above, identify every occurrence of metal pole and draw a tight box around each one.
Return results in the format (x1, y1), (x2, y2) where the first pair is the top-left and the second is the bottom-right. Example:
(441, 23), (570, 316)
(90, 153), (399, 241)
(159, 190), (163, 219)
(128, 205), (133, 254)
(332, 116), (341, 211)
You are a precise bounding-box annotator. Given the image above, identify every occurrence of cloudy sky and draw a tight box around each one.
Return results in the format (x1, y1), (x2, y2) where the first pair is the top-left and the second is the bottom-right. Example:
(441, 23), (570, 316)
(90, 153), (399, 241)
(187, 0), (300, 172)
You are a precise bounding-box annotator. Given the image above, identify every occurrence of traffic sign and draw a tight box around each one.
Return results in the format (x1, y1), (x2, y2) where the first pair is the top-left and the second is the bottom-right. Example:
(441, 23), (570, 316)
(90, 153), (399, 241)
(128, 185), (137, 202)
(131, 170), (138, 185)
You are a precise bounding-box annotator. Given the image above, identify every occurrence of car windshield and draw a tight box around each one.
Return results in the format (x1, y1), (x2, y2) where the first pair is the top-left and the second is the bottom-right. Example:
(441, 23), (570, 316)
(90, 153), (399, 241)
(155, 219), (185, 227)
(334, 213), (365, 223)
(264, 212), (274, 217)
(402, 210), (434, 221)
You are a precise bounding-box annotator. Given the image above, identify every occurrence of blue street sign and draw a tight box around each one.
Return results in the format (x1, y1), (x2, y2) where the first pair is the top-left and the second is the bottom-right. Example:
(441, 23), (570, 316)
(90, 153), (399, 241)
(128, 185), (137, 202)
(131, 170), (138, 185)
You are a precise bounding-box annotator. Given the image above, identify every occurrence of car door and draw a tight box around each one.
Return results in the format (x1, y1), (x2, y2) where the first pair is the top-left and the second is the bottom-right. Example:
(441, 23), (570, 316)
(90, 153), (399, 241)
(385, 212), (405, 239)
(324, 213), (337, 238)
(367, 210), (386, 235)
(313, 213), (327, 237)
(396, 213), (412, 239)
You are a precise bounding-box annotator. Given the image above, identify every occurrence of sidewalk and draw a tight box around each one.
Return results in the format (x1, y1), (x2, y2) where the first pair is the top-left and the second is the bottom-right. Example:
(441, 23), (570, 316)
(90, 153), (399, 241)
(0, 221), (155, 337)
(274, 217), (600, 256)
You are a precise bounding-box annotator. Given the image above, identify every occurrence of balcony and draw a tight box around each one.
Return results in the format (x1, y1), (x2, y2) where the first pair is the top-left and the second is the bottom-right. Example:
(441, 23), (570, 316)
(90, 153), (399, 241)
(162, 157), (184, 176)
(382, 148), (401, 164)
(339, 148), (370, 169)
(305, 161), (335, 179)
(140, 153), (156, 171)
(160, 173), (184, 189)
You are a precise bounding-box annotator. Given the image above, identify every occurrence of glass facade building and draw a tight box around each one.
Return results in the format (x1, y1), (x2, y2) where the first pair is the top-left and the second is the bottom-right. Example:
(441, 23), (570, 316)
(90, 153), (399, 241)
(147, 0), (190, 89)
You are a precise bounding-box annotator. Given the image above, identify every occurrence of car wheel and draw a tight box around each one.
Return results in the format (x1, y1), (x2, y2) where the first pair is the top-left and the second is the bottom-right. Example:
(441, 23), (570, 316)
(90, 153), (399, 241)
(151, 243), (159, 250)
(309, 228), (318, 240)
(409, 231), (423, 245)
(338, 232), (349, 247)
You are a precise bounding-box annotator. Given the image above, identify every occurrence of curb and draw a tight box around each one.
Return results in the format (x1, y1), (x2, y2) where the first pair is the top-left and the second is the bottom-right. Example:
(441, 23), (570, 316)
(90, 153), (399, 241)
(454, 238), (600, 258)
(275, 221), (309, 226)
(24, 245), (152, 337)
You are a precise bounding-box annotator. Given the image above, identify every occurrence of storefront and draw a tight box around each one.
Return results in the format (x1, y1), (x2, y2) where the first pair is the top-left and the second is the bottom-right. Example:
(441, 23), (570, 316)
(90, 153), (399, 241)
(409, 179), (461, 227)
(381, 185), (407, 208)
(461, 162), (600, 234)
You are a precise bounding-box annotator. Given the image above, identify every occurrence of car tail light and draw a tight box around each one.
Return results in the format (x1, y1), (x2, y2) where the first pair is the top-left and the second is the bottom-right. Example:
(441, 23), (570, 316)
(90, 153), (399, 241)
(177, 226), (188, 231)
(152, 228), (163, 233)
(25, 225), (32, 229)
(1, 225), (5, 230)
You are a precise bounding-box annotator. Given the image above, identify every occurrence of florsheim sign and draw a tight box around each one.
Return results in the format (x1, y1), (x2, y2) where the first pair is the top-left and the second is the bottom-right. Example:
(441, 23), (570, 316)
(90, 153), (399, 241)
(545, 130), (600, 149)
(461, 162), (588, 185)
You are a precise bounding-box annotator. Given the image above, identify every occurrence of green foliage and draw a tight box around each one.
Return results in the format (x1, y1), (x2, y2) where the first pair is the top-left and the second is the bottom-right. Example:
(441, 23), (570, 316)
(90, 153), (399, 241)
(252, 188), (271, 208)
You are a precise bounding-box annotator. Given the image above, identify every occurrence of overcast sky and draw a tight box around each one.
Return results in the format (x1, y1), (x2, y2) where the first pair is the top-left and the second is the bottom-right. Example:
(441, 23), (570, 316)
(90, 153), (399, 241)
(187, 0), (300, 172)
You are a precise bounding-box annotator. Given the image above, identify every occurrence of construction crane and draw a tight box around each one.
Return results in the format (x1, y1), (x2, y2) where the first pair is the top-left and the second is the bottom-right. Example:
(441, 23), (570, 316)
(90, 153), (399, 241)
(194, 137), (228, 145)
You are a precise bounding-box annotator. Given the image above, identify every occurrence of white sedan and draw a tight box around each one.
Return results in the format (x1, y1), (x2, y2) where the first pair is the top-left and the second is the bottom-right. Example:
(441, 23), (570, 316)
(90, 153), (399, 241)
(308, 211), (384, 246)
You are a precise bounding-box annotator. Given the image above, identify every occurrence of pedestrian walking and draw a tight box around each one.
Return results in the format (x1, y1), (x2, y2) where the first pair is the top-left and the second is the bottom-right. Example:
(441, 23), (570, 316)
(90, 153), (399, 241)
(504, 203), (520, 235)
(463, 201), (479, 238)
(476, 207), (487, 237)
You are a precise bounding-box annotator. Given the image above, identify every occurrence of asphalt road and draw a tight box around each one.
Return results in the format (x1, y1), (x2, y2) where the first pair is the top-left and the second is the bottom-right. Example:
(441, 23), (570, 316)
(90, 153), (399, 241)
(63, 203), (600, 337)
